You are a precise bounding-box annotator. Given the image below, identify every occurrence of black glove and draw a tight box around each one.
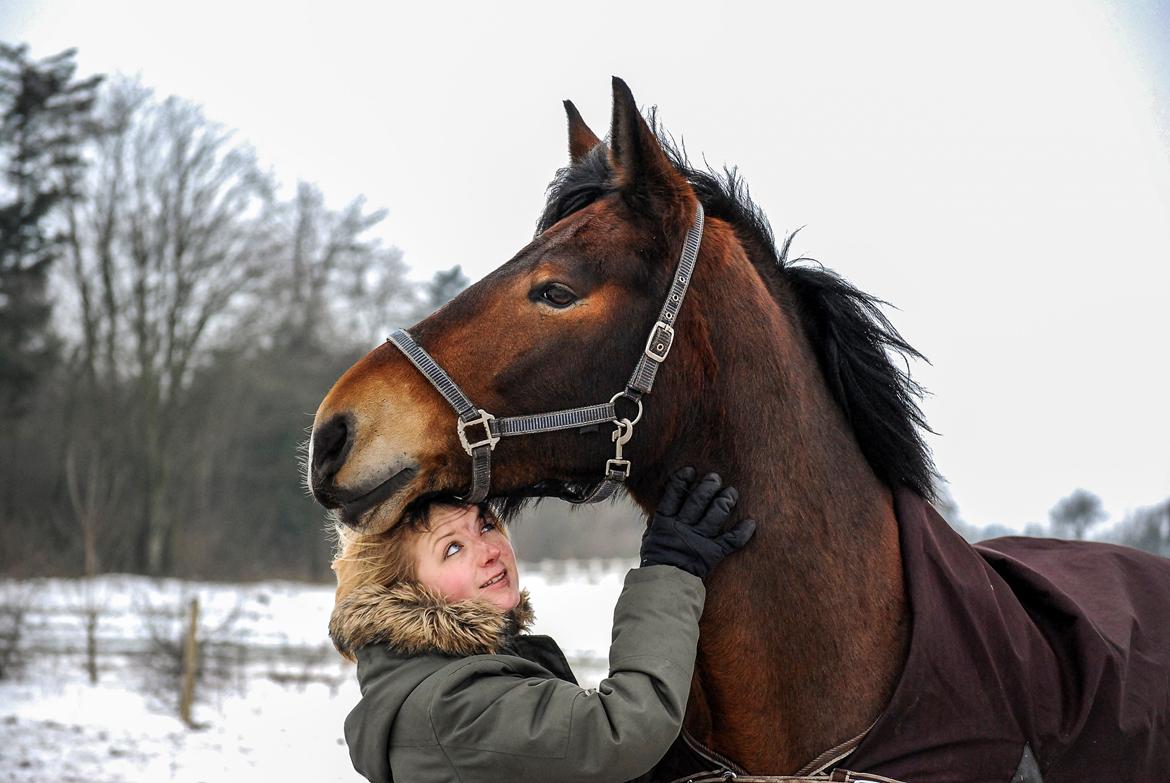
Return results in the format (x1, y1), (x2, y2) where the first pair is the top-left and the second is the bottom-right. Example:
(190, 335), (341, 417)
(639, 467), (756, 580)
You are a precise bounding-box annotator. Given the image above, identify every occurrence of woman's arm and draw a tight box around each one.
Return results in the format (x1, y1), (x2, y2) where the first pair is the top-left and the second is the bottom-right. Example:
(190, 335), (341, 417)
(411, 470), (753, 783)
(416, 564), (704, 783)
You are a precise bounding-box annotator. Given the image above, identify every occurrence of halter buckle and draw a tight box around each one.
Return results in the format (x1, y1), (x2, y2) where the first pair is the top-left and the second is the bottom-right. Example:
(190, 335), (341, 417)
(457, 410), (499, 455)
(604, 459), (631, 479)
(644, 320), (675, 363)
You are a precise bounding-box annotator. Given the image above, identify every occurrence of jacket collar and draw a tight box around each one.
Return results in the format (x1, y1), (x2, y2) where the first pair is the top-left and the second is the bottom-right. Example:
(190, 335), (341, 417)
(330, 580), (535, 658)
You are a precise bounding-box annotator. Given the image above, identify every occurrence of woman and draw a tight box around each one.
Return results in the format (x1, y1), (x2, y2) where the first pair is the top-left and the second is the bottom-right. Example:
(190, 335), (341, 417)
(330, 467), (754, 783)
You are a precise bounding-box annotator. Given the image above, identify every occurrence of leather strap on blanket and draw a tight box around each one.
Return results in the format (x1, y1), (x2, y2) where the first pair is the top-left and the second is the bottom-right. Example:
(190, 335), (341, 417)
(668, 725), (905, 783)
(673, 771), (907, 783)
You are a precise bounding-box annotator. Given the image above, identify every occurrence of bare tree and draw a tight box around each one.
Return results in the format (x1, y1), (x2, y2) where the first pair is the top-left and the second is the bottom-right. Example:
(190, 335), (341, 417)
(64, 439), (125, 682)
(2, 73), (423, 579)
(59, 80), (275, 574)
(64, 439), (125, 578)
(1049, 488), (1106, 541)
(1117, 500), (1170, 557)
(264, 181), (414, 350)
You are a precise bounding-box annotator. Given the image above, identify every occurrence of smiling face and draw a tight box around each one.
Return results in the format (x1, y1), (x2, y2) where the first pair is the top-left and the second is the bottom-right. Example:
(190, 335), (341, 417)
(413, 505), (522, 613)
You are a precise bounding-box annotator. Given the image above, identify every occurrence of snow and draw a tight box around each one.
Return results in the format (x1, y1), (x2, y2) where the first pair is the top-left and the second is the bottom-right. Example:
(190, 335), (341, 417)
(0, 560), (633, 782)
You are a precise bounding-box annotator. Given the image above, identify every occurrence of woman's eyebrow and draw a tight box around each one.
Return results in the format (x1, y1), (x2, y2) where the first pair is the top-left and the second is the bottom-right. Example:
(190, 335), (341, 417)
(431, 530), (459, 550)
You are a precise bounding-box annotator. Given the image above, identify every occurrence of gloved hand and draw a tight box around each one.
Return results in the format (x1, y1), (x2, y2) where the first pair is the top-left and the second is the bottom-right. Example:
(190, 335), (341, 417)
(640, 467), (756, 580)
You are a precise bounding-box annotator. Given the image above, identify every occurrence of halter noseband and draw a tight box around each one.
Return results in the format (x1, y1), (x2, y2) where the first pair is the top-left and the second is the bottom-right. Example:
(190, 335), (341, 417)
(387, 202), (705, 505)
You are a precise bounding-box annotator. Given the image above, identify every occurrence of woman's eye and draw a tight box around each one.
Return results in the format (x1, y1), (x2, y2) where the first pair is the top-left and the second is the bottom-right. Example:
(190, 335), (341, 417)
(539, 283), (578, 308)
(444, 542), (462, 558)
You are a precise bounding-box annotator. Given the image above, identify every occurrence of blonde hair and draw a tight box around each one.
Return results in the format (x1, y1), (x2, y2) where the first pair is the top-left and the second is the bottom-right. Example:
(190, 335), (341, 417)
(331, 503), (508, 604)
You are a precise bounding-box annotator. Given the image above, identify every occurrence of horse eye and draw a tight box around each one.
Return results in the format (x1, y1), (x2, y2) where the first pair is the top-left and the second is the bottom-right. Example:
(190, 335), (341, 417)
(538, 283), (578, 308)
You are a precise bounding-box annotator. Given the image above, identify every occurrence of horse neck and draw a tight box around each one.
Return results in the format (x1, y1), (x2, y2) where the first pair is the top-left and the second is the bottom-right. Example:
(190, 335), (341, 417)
(631, 266), (909, 773)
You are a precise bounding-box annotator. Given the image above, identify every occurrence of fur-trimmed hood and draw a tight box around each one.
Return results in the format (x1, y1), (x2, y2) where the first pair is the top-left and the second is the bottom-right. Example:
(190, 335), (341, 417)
(330, 580), (535, 658)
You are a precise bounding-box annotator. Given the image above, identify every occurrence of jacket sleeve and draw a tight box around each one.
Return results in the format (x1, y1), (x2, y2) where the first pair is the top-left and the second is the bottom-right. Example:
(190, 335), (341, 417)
(418, 565), (705, 783)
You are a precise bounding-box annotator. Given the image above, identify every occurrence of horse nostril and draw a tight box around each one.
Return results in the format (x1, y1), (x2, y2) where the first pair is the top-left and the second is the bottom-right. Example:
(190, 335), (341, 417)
(312, 414), (353, 486)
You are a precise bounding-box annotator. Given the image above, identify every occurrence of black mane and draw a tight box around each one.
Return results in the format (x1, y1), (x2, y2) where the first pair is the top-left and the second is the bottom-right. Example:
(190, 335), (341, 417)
(538, 116), (936, 499)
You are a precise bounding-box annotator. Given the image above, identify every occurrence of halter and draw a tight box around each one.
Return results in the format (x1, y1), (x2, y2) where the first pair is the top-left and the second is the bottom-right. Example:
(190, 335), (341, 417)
(387, 202), (705, 505)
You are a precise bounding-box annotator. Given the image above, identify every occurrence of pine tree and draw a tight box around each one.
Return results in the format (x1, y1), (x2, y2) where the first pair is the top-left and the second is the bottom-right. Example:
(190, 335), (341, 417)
(0, 44), (101, 416)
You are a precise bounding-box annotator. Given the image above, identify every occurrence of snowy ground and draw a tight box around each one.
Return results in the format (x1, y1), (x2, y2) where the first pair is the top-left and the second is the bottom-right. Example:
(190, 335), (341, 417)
(0, 560), (633, 782)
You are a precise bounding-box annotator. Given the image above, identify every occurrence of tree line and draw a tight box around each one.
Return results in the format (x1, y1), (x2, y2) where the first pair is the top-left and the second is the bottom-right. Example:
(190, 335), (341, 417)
(938, 485), (1170, 557)
(0, 44), (466, 579)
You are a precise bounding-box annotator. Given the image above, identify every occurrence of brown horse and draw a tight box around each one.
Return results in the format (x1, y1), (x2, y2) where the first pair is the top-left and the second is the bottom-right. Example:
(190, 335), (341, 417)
(310, 79), (1170, 782)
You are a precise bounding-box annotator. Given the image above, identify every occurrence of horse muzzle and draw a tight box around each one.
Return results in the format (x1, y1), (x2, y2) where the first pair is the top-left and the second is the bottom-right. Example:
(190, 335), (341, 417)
(308, 340), (467, 531)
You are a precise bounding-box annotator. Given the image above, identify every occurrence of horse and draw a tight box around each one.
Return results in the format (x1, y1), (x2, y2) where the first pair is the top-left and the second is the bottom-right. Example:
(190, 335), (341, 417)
(308, 79), (1170, 782)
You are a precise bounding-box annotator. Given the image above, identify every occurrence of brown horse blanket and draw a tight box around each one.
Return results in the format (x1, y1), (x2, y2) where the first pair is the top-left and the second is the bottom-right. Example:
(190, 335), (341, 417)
(655, 491), (1170, 782)
(840, 490), (1170, 781)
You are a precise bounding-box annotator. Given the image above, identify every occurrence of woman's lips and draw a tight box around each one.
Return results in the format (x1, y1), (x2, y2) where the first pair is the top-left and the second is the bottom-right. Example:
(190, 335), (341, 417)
(480, 570), (508, 589)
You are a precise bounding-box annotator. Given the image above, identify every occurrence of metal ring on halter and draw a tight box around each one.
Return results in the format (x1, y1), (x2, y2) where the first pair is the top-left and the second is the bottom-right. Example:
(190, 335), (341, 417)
(609, 391), (643, 427)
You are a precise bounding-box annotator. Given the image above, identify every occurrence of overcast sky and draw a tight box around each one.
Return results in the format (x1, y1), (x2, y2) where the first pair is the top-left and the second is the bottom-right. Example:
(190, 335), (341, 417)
(4, 0), (1168, 532)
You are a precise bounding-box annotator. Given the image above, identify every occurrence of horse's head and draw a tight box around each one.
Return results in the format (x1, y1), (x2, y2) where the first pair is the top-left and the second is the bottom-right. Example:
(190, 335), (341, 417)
(308, 78), (721, 533)
(309, 77), (934, 540)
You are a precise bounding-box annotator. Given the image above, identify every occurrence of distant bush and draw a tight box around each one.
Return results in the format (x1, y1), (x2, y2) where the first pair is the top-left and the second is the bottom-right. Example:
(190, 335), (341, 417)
(1116, 501), (1170, 558)
(0, 585), (33, 680)
(135, 591), (245, 725)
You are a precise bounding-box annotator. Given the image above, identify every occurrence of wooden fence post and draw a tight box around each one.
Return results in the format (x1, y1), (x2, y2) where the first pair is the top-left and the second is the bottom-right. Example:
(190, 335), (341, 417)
(179, 596), (199, 727)
(85, 606), (99, 684)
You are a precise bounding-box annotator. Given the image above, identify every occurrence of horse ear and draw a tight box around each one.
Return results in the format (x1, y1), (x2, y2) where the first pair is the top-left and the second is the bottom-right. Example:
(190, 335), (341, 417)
(564, 100), (601, 163)
(607, 77), (688, 210)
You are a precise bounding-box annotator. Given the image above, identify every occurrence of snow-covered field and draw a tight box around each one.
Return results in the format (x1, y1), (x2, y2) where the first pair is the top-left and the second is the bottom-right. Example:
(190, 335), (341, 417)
(0, 560), (633, 782)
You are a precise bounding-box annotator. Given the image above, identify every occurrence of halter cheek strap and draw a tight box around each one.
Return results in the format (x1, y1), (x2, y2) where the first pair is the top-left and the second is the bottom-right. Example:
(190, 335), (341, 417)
(387, 201), (704, 505)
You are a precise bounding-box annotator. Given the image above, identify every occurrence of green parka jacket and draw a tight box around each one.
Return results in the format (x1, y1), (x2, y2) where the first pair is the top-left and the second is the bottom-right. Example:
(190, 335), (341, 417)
(330, 565), (705, 783)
